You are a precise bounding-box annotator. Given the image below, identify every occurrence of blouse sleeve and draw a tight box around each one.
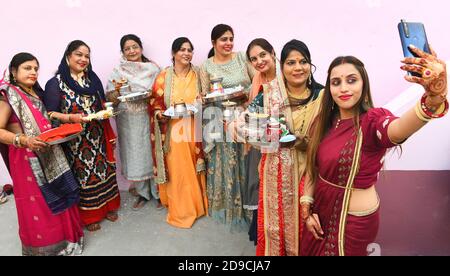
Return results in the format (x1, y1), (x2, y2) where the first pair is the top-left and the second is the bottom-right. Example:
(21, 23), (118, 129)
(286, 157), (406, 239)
(149, 70), (167, 116)
(242, 52), (256, 80)
(43, 77), (62, 112)
(0, 90), (19, 124)
(364, 107), (400, 150)
(0, 90), (6, 102)
(199, 64), (210, 96)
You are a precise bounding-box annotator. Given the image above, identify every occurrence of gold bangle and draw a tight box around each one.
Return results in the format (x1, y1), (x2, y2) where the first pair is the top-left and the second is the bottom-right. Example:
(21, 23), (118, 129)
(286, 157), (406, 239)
(19, 134), (27, 148)
(435, 101), (447, 115)
(68, 114), (71, 123)
(17, 134), (23, 148)
(415, 101), (432, 122)
(12, 134), (25, 148)
(12, 133), (20, 147)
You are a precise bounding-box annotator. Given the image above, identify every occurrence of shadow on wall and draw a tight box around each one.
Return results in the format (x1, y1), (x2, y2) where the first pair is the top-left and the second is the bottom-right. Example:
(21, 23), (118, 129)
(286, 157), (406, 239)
(375, 170), (450, 256)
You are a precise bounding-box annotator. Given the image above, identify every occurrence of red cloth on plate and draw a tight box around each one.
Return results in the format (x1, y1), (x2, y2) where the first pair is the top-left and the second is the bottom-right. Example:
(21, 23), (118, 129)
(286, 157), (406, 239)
(38, 124), (83, 143)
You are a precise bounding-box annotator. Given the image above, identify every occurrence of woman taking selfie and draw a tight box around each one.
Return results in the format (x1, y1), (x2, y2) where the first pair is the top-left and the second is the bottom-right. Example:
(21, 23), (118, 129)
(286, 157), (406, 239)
(301, 46), (448, 256)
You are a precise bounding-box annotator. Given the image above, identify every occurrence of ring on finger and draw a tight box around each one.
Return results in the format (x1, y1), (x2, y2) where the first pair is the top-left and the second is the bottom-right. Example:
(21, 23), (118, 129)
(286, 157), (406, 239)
(423, 68), (433, 79)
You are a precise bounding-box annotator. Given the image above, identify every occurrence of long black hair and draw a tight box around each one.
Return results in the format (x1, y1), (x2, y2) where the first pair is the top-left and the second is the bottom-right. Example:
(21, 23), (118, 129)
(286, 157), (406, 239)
(8, 52), (44, 93)
(280, 39), (323, 104)
(208, 24), (234, 58)
(120, 34), (150, 63)
(171, 37), (194, 65)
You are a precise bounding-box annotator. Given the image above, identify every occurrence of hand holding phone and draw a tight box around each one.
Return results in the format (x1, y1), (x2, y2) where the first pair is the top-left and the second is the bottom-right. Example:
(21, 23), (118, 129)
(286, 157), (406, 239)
(398, 20), (431, 76)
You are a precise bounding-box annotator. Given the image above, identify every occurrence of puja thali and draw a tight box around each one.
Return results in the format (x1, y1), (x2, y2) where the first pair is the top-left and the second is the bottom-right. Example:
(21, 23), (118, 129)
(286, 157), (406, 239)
(203, 86), (247, 104)
(118, 91), (151, 102)
(45, 133), (81, 145)
(163, 104), (199, 119)
(38, 124), (83, 145)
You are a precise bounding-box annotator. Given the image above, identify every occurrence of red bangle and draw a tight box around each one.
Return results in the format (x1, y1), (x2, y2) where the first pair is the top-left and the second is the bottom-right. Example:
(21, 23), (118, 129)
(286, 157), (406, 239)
(420, 94), (449, 119)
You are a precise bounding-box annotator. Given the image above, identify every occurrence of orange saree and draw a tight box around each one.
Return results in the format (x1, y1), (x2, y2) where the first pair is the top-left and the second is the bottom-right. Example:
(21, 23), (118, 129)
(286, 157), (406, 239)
(149, 67), (207, 228)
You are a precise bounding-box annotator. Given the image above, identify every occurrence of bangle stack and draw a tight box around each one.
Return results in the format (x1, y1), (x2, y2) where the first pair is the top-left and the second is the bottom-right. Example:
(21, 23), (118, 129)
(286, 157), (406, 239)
(415, 101), (432, 122)
(12, 133), (24, 148)
(420, 94), (449, 118)
(415, 94), (449, 122)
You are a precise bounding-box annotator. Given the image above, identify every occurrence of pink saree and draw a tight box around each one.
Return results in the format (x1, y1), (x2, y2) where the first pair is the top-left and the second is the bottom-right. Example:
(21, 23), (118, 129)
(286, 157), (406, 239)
(0, 81), (84, 255)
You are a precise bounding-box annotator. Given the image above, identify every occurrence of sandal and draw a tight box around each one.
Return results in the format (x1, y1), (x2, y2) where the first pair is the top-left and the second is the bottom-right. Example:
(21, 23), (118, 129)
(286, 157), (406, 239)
(86, 223), (101, 232)
(132, 196), (148, 211)
(106, 211), (119, 222)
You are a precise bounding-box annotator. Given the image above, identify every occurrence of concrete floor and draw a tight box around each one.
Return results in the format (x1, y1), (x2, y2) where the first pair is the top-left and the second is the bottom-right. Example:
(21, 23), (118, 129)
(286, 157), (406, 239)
(0, 192), (256, 256)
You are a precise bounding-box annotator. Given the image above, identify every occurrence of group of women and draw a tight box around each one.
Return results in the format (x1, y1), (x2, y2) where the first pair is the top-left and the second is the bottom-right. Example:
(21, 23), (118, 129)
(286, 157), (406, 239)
(0, 23), (447, 256)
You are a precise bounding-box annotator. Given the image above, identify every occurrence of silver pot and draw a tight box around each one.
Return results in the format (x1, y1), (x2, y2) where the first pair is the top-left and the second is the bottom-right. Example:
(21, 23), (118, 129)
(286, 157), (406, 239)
(222, 101), (236, 121)
(223, 109), (234, 121)
(119, 85), (131, 93)
(174, 102), (187, 114)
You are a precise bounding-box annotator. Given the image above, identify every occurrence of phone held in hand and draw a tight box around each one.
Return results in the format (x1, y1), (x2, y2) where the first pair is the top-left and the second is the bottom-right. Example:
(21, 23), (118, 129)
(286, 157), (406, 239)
(398, 19), (431, 77)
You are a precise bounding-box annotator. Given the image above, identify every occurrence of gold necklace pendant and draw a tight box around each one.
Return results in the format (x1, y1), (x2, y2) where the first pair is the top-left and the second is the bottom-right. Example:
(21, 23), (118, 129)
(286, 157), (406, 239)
(19, 85), (37, 97)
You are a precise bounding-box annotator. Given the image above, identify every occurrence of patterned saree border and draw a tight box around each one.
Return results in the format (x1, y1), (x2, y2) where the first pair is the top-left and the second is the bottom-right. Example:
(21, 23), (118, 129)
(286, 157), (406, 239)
(338, 127), (363, 256)
(261, 153), (270, 256)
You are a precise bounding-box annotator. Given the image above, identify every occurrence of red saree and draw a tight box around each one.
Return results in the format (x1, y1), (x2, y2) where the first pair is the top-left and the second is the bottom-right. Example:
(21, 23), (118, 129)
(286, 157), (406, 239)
(301, 108), (399, 256)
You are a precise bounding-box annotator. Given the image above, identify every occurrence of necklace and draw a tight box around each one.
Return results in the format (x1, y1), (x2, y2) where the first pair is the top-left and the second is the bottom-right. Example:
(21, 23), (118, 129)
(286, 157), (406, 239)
(174, 65), (191, 79)
(19, 85), (38, 98)
(299, 104), (309, 134)
(263, 69), (276, 84)
(286, 86), (311, 107)
(286, 87), (313, 137)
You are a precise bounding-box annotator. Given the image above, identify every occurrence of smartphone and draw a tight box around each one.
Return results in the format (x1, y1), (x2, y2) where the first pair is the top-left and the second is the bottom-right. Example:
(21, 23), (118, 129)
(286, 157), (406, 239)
(398, 20), (431, 76)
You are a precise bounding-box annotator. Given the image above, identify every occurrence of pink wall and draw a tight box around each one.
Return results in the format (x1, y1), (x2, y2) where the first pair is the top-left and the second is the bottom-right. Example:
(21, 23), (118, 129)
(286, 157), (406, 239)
(1, 0), (449, 183)
(0, 2), (449, 254)
(1, 0), (449, 104)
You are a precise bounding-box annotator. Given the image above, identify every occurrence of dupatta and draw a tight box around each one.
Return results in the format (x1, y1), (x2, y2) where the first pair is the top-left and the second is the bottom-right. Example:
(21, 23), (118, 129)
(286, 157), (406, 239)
(106, 56), (160, 93)
(150, 66), (204, 184)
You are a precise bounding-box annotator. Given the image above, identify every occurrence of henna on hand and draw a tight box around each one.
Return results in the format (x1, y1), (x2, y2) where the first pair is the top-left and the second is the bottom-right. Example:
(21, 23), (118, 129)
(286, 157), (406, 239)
(401, 45), (448, 109)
